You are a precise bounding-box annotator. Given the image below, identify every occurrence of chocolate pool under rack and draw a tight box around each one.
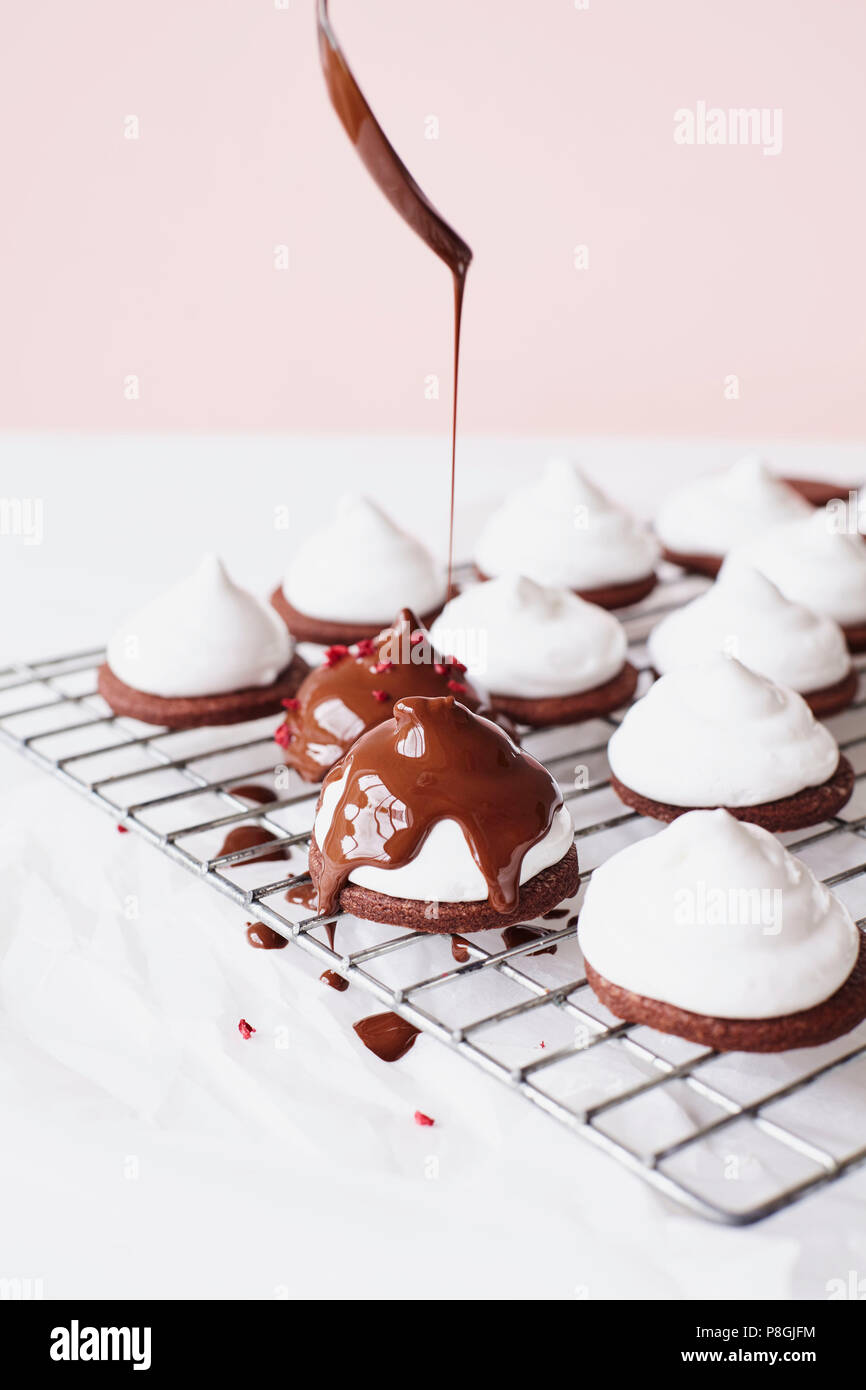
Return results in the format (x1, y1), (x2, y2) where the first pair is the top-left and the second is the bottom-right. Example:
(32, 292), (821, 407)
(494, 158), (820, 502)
(3, 566), (866, 1226)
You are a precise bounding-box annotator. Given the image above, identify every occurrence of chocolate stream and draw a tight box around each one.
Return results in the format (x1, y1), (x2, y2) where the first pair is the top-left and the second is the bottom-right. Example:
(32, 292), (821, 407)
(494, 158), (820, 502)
(317, 0), (471, 592)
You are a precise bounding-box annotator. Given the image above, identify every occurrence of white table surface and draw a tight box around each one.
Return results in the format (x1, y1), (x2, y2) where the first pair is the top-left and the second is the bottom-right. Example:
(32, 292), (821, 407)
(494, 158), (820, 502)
(2, 432), (866, 1301)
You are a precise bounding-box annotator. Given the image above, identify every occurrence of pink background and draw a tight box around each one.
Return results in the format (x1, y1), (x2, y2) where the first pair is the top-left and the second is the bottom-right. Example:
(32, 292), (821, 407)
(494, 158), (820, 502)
(1, 0), (863, 438)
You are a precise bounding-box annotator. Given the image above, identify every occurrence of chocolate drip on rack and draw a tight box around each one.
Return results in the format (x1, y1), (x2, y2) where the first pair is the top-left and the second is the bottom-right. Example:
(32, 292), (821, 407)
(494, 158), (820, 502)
(284, 880), (336, 950)
(217, 825), (287, 864)
(285, 880), (319, 911)
(451, 934), (472, 964)
(245, 921), (288, 950)
(502, 924), (557, 957)
(230, 784), (273, 805)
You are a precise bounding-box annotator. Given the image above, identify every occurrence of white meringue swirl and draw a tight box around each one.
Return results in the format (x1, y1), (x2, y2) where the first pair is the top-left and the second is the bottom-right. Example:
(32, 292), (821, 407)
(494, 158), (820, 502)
(654, 455), (811, 557)
(474, 458), (658, 590)
(730, 507), (866, 626)
(430, 574), (627, 698)
(107, 555), (293, 698)
(282, 494), (446, 623)
(607, 656), (840, 806)
(648, 561), (851, 694)
(579, 809), (859, 1018)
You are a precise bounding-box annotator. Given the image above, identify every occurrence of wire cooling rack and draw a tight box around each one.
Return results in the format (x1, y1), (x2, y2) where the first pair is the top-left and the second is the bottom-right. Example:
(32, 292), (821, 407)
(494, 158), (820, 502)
(3, 567), (866, 1226)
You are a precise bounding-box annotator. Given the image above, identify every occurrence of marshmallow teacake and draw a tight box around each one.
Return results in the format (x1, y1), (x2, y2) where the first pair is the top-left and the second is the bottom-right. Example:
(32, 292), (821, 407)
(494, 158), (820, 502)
(579, 809), (864, 1049)
(729, 506), (866, 644)
(654, 456), (811, 570)
(429, 574), (634, 723)
(310, 695), (578, 929)
(607, 656), (851, 827)
(648, 561), (853, 708)
(106, 554), (293, 698)
(279, 494), (446, 633)
(474, 459), (658, 604)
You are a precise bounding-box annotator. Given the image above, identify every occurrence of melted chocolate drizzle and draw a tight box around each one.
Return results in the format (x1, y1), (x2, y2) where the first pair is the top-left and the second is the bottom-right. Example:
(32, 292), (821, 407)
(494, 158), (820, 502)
(321, 969), (349, 992)
(280, 609), (481, 781)
(315, 696), (562, 917)
(451, 934), (471, 964)
(284, 879), (337, 951)
(353, 1011), (420, 1063)
(245, 921), (288, 950)
(317, 0), (471, 592)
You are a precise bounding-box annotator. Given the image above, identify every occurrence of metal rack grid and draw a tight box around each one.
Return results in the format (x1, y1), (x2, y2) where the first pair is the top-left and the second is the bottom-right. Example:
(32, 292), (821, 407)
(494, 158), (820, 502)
(3, 567), (866, 1226)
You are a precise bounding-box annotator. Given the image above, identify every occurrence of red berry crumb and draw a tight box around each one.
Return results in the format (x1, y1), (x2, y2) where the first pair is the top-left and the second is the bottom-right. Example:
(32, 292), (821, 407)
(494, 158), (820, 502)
(434, 663), (448, 677)
(281, 697), (300, 710)
(116, 824), (129, 834)
(238, 1018), (256, 1040)
(414, 1111), (435, 1127)
(374, 659), (393, 673)
(354, 638), (376, 657)
(324, 644), (349, 667)
(371, 689), (390, 703)
(447, 679), (467, 695)
(274, 723), (293, 748)
(410, 631), (424, 646)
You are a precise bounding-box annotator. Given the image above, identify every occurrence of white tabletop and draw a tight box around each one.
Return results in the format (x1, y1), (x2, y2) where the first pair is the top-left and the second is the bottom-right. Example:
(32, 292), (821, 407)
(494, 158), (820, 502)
(2, 433), (866, 1300)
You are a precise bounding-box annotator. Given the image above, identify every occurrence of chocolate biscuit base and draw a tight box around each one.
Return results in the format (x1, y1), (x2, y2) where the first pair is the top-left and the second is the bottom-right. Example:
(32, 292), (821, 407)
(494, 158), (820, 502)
(585, 930), (866, 1052)
(842, 621), (866, 653)
(308, 837), (578, 934)
(803, 666), (859, 718)
(97, 653), (309, 730)
(782, 477), (850, 508)
(270, 586), (444, 646)
(610, 755), (854, 832)
(573, 573), (657, 609)
(659, 546), (723, 579)
(488, 662), (638, 728)
(475, 568), (657, 611)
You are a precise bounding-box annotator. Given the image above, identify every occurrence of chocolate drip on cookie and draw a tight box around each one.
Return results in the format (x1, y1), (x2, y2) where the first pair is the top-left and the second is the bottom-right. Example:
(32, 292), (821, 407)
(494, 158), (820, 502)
(277, 608), (481, 782)
(314, 695), (562, 917)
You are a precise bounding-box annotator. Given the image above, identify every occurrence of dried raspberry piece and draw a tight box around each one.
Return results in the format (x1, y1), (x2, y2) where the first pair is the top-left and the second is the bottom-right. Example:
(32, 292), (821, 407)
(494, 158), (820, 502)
(447, 679), (467, 695)
(238, 1018), (256, 1040)
(281, 697), (300, 711)
(409, 631), (424, 646)
(274, 723), (293, 748)
(371, 689), (390, 703)
(414, 1111), (435, 1127)
(116, 824), (129, 834)
(324, 644), (349, 667)
(434, 663), (448, 677)
(373, 660), (393, 674)
(354, 638), (376, 657)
